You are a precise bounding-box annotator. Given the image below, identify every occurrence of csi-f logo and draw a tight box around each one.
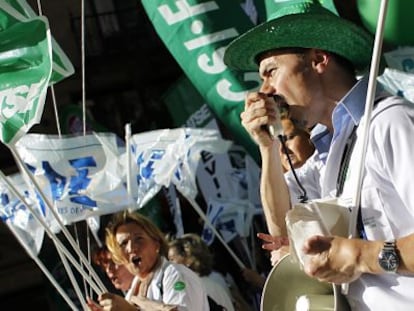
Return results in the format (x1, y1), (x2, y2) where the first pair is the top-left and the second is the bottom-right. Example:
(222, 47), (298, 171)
(135, 149), (165, 183)
(0, 82), (43, 121)
(32, 156), (97, 208)
(155, 0), (260, 102)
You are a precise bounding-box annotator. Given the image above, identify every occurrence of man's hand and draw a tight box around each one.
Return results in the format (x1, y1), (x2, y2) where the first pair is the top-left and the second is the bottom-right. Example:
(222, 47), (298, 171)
(241, 92), (281, 147)
(302, 235), (369, 284)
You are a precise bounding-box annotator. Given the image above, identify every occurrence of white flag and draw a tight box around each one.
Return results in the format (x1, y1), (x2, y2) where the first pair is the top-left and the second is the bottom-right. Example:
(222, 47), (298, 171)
(0, 173), (45, 255)
(201, 198), (254, 245)
(129, 128), (231, 208)
(15, 132), (132, 226)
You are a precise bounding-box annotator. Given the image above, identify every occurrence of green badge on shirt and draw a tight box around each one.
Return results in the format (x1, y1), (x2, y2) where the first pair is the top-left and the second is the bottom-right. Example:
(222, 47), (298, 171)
(173, 281), (186, 291)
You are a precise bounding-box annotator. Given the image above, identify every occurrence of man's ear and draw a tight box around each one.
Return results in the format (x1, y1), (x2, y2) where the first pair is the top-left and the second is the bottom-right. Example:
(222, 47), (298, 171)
(311, 49), (330, 73)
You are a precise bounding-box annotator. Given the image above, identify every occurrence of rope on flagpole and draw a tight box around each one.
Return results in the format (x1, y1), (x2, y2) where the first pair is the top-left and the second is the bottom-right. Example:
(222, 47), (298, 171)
(50, 86), (62, 138)
(35, 1), (62, 138)
(81, 0), (87, 136)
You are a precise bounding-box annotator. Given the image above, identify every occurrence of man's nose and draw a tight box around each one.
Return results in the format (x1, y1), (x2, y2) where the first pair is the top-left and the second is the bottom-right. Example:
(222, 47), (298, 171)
(259, 78), (275, 94)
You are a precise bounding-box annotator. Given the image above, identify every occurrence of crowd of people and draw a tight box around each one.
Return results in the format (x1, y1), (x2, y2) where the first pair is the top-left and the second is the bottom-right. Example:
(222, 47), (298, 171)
(167, 233), (235, 311)
(88, 212), (210, 311)
(80, 0), (414, 310)
(86, 98), (324, 310)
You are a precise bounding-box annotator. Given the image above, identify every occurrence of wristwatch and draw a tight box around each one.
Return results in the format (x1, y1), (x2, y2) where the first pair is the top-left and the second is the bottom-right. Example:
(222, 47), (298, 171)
(378, 240), (400, 273)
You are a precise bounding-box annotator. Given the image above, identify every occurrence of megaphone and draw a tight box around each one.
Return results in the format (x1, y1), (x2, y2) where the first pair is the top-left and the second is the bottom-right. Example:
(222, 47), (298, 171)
(260, 254), (350, 311)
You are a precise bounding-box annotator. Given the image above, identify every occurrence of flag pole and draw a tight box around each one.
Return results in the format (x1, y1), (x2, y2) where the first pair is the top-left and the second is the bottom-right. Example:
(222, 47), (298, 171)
(344, 0), (389, 296)
(55, 243), (88, 309)
(0, 159), (106, 295)
(3, 222), (78, 310)
(125, 123), (134, 211)
(185, 195), (246, 268)
(0, 169), (103, 295)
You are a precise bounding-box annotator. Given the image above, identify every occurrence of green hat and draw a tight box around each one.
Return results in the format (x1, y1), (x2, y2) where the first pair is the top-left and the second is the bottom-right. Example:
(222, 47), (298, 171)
(224, 0), (373, 73)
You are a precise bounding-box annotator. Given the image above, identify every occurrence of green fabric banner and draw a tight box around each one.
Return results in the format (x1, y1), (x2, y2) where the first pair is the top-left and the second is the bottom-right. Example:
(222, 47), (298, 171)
(142, 1), (342, 163)
(0, 17), (52, 145)
(142, 0), (261, 163)
(163, 76), (208, 127)
(0, 0), (74, 85)
(264, 0), (338, 17)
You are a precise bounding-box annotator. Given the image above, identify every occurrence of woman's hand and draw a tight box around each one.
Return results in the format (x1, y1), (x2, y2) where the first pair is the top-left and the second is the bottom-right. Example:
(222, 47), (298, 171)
(257, 232), (289, 251)
(88, 293), (137, 311)
(270, 246), (290, 266)
(256, 233), (290, 266)
(130, 295), (177, 311)
(87, 297), (103, 311)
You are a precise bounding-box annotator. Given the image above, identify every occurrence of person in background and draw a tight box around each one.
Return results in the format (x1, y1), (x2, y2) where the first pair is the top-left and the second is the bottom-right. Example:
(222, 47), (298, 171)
(240, 267), (266, 292)
(87, 211), (209, 311)
(257, 96), (324, 240)
(254, 101), (322, 265)
(168, 233), (235, 311)
(224, 0), (414, 310)
(279, 115), (315, 173)
(92, 246), (135, 293)
(242, 113), (318, 289)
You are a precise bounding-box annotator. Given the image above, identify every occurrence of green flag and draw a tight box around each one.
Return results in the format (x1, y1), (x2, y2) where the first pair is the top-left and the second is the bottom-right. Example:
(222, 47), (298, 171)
(0, 0), (74, 85)
(0, 17), (53, 144)
(142, 1), (342, 163)
(142, 0), (261, 163)
(163, 76), (208, 127)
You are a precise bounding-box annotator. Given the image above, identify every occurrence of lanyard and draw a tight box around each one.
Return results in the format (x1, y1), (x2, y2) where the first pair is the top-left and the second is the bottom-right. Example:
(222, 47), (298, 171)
(335, 125), (366, 239)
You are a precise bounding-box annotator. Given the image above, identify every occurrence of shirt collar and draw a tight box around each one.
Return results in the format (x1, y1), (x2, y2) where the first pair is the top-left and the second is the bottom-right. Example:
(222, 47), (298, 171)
(310, 123), (331, 164)
(310, 76), (369, 161)
(331, 76), (371, 142)
(338, 76), (369, 126)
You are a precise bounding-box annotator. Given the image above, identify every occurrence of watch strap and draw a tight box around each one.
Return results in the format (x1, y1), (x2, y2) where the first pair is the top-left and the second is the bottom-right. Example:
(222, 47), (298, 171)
(378, 239), (400, 273)
(383, 240), (396, 251)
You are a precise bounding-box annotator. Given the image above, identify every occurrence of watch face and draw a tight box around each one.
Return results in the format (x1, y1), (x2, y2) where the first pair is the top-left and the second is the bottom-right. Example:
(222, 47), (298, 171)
(379, 251), (399, 272)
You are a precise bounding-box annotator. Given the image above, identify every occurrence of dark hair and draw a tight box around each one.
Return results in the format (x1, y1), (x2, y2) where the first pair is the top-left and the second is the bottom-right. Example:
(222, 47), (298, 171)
(168, 233), (213, 277)
(92, 246), (110, 268)
(329, 51), (356, 76)
(256, 48), (356, 76)
(255, 47), (309, 65)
